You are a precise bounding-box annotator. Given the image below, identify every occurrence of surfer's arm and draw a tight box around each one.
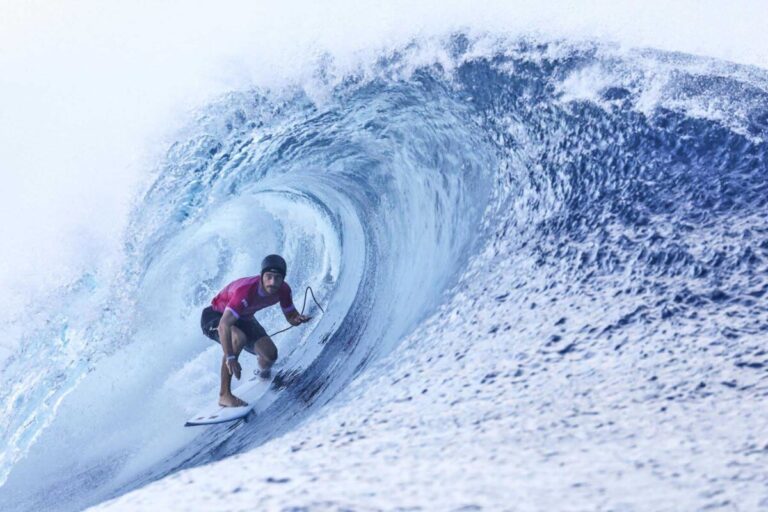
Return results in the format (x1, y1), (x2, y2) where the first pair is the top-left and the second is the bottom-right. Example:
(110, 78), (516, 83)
(217, 308), (238, 357)
(281, 286), (310, 326)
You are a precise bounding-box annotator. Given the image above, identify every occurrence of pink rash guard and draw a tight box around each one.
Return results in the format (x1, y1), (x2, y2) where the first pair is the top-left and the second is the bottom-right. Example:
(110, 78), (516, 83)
(211, 275), (296, 320)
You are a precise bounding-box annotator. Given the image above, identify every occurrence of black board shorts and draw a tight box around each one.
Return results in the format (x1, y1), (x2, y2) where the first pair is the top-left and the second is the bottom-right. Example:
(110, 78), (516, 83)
(200, 306), (268, 356)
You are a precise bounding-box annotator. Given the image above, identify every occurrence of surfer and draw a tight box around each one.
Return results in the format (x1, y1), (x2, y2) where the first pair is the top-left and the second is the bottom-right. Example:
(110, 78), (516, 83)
(200, 254), (312, 407)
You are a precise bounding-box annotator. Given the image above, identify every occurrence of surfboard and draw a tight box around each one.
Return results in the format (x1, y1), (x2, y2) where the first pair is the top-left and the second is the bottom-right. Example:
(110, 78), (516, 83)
(184, 373), (274, 427)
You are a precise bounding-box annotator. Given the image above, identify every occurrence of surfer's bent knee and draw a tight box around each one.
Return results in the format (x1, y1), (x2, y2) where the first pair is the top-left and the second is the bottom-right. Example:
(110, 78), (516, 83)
(255, 336), (278, 363)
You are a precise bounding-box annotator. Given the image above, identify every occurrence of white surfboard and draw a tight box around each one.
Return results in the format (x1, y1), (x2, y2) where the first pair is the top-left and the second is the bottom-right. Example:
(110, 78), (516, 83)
(185, 373), (274, 427)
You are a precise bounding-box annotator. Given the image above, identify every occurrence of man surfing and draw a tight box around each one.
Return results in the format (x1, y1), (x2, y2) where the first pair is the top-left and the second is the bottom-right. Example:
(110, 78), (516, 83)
(200, 254), (312, 407)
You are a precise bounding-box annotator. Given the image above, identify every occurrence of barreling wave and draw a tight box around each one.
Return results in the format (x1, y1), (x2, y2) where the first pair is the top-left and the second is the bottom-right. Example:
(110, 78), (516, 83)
(1, 35), (766, 511)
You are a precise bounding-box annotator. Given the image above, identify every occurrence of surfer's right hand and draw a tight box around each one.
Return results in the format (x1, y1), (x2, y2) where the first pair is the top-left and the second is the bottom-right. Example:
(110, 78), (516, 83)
(226, 358), (242, 380)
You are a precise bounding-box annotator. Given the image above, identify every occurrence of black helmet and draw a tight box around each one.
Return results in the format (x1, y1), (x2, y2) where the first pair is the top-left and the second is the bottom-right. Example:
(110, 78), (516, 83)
(261, 254), (287, 278)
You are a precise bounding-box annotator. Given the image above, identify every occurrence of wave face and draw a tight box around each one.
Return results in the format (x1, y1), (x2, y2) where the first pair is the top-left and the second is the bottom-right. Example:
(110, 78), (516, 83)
(1, 36), (767, 510)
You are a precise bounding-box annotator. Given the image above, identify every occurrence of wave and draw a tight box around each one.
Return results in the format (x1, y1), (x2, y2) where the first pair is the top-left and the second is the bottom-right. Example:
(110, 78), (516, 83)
(1, 35), (766, 510)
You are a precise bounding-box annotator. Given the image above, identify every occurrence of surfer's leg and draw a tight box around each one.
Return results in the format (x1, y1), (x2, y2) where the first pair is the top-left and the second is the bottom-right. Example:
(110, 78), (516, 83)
(252, 335), (278, 371)
(218, 326), (249, 407)
(238, 318), (276, 372)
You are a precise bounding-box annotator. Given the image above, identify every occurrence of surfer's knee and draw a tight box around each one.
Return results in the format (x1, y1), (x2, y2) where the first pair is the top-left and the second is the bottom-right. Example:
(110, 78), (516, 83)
(255, 336), (278, 363)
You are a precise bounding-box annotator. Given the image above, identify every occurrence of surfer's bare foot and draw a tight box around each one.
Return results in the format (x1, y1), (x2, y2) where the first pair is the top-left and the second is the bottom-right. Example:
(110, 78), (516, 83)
(219, 394), (248, 407)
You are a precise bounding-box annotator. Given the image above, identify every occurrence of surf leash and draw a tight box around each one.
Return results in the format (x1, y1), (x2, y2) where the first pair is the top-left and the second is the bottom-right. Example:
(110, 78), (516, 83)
(267, 285), (325, 337)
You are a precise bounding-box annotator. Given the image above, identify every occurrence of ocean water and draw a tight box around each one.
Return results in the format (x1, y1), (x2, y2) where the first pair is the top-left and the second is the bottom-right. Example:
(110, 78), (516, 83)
(1, 3), (767, 511)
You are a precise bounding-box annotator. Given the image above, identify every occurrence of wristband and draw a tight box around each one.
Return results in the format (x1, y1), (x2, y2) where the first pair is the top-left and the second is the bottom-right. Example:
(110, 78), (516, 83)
(226, 355), (237, 361)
